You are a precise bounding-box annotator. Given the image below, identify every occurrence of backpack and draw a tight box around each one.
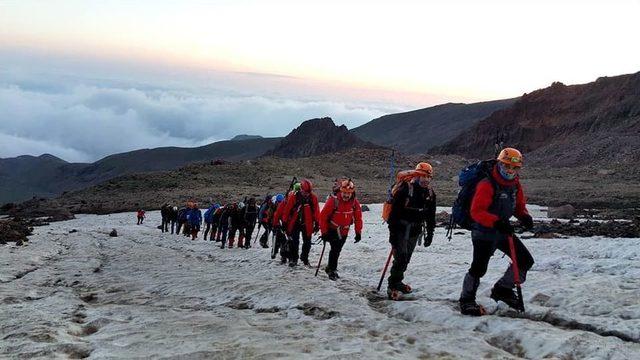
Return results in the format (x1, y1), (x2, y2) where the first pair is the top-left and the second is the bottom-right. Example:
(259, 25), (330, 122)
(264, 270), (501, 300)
(326, 194), (357, 225)
(204, 206), (214, 223)
(381, 170), (422, 222)
(451, 160), (496, 230)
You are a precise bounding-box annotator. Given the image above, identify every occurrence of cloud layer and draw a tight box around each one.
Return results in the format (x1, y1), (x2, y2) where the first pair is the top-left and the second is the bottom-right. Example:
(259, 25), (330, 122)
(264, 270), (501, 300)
(0, 73), (394, 162)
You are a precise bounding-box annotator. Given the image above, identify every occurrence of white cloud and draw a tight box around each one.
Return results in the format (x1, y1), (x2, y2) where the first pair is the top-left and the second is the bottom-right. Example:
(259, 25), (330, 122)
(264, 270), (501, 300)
(0, 73), (393, 162)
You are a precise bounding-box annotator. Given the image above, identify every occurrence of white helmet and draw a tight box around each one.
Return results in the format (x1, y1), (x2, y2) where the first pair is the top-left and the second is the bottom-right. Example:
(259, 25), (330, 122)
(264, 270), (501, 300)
(238, 202), (245, 209)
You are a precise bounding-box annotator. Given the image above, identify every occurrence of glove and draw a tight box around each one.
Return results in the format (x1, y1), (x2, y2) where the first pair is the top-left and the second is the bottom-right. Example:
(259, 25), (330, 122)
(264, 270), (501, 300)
(321, 233), (331, 243)
(520, 214), (534, 230)
(354, 233), (361, 243)
(424, 232), (433, 247)
(494, 219), (514, 234)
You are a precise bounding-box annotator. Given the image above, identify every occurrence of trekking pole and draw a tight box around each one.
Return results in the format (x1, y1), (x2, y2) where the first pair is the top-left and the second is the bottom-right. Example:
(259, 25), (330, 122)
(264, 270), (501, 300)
(507, 234), (525, 312)
(314, 240), (327, 277)
(446, 213), (455, 240)
(376, 248), (394, 292)
(252, 224), (262, 246)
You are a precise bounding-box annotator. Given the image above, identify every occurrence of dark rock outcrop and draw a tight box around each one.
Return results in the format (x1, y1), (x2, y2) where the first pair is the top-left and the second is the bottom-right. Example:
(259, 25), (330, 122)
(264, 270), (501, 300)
(435, 72), (640, 169)
(0, 219), (33, 245)
(2, 197), (74, 222)
(265, 118), (381, 158)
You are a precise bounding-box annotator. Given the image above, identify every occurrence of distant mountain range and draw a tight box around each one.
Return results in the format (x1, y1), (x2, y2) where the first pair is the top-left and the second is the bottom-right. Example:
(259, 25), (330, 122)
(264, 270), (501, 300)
(0, 137), (281, 203)
(351, 99), (515, 153)
(3, 70), (639, 205)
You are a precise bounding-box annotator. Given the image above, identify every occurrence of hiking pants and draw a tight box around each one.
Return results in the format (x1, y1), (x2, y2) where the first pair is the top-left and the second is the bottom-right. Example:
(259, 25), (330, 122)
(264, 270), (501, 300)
(387, 220), (421, 289)
(191, 225), (200, 240)
(460, 231), (535, 302)
(289, 223), (312, 264)
(161, 217), (169, 232)
(204, 223), (216, 241)
(273, 229), (287, 260)
(228, 226), (241, 247)
(260, 224), (272, 247)
(176, 221), (184, 235)
(244, 225), (255, 247)
(217, 221), (229, 245)
(326, 230), (346, 271)
(170, 220), (176, 234)
(182, 223), (191, 237)
(137, 216), (144, 225)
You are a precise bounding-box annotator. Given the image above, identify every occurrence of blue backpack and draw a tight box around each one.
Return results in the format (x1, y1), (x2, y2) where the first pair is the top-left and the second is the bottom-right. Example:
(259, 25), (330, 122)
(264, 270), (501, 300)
(451, 160), (496, 230)
(204, 205), (216, 224)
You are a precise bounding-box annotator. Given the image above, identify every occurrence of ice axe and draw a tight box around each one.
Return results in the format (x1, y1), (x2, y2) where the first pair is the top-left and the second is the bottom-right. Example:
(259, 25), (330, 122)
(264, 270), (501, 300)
(376, 248), (394, 292)
(507, 234), (526, 312)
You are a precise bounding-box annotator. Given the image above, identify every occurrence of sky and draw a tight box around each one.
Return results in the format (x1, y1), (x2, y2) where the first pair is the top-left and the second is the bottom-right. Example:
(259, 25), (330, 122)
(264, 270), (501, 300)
(1, 0), (639, 162)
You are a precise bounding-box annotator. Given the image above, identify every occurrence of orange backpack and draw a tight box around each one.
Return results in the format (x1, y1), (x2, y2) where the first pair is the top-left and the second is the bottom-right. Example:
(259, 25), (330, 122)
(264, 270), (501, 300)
(381, 170), (421, 222)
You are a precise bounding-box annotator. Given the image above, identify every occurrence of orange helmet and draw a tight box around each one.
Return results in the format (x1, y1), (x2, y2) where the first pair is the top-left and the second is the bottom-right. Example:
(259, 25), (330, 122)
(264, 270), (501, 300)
(415, 162), (433, 177)
(339, 179), (355, 194)
(497, 148), (523, 168)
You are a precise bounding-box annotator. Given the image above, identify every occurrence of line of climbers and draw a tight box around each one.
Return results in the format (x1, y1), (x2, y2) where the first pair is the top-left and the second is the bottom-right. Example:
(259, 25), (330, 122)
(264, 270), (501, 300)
(148, 147), (535, 315)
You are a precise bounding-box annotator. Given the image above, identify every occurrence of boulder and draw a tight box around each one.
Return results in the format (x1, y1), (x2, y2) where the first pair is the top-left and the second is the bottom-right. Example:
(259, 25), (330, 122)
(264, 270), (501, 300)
(109, 229), (118, 237)
(547, 204), (576, 219)
(361, 204), (370, 212)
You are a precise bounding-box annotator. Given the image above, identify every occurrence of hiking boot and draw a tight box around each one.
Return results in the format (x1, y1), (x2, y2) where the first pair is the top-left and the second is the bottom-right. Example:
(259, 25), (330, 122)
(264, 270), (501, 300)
(328, 271), (339, 281)
(490, 286), (522, 311)
(397, 283), (412, 294)
(302, 260), (311, 266)
(288, 261), (297, 268)
(459, 300), (486, 316)
(387, 287), (402, 301)
(260, 242), (268, 248)
(280, 257), (287, 265)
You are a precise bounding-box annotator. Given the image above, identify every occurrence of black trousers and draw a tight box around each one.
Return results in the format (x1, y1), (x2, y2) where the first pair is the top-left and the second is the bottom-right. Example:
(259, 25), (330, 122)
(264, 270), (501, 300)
(460, 231), (535, 301)
(260, 224), (272, 246)
(289, 223), (312, 264)
(387, 220), (421, 289)
(326, 230), (346, 271)
(161, 217), (169, 232)
(244, 225), (255, 247)
(204, 223), (218, 241)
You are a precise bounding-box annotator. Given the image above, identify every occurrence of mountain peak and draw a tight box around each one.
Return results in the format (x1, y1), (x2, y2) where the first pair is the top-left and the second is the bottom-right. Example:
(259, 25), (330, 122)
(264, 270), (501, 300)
(230, 134), (263, 141)
(265, 117), (379, 158)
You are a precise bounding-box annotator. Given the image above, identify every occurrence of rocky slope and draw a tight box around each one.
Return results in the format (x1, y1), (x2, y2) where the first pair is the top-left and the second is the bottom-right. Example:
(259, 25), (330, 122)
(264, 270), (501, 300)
(265, 117), (380, 158)
(10, 147), (638, 217)
(351, 99), (515, 154)
(435, 72), (640, 172)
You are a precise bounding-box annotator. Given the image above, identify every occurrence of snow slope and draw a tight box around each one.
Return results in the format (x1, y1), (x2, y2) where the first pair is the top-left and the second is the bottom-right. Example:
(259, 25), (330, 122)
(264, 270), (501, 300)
(1, 205), (639, 359)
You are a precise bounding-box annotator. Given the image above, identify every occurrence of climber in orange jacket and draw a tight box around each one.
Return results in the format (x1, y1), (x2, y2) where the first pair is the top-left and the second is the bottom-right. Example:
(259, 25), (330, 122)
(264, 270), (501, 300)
(319, 179), (363, 280)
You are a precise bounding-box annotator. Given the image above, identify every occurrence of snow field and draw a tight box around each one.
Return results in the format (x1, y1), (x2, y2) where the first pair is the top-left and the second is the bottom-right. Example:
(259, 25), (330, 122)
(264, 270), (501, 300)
(1, 204), (639, 359)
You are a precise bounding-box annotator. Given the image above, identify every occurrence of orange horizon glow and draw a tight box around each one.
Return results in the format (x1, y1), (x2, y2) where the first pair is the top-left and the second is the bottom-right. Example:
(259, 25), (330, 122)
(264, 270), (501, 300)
(2, 0), (639, 106)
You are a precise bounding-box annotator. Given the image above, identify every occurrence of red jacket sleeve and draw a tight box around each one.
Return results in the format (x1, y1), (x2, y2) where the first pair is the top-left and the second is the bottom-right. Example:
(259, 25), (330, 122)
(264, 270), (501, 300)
(514, 182), (529, 219)
(470, 180), (499, 228)
(353, 199), (363, 235)
(319, 196), (334, 235)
